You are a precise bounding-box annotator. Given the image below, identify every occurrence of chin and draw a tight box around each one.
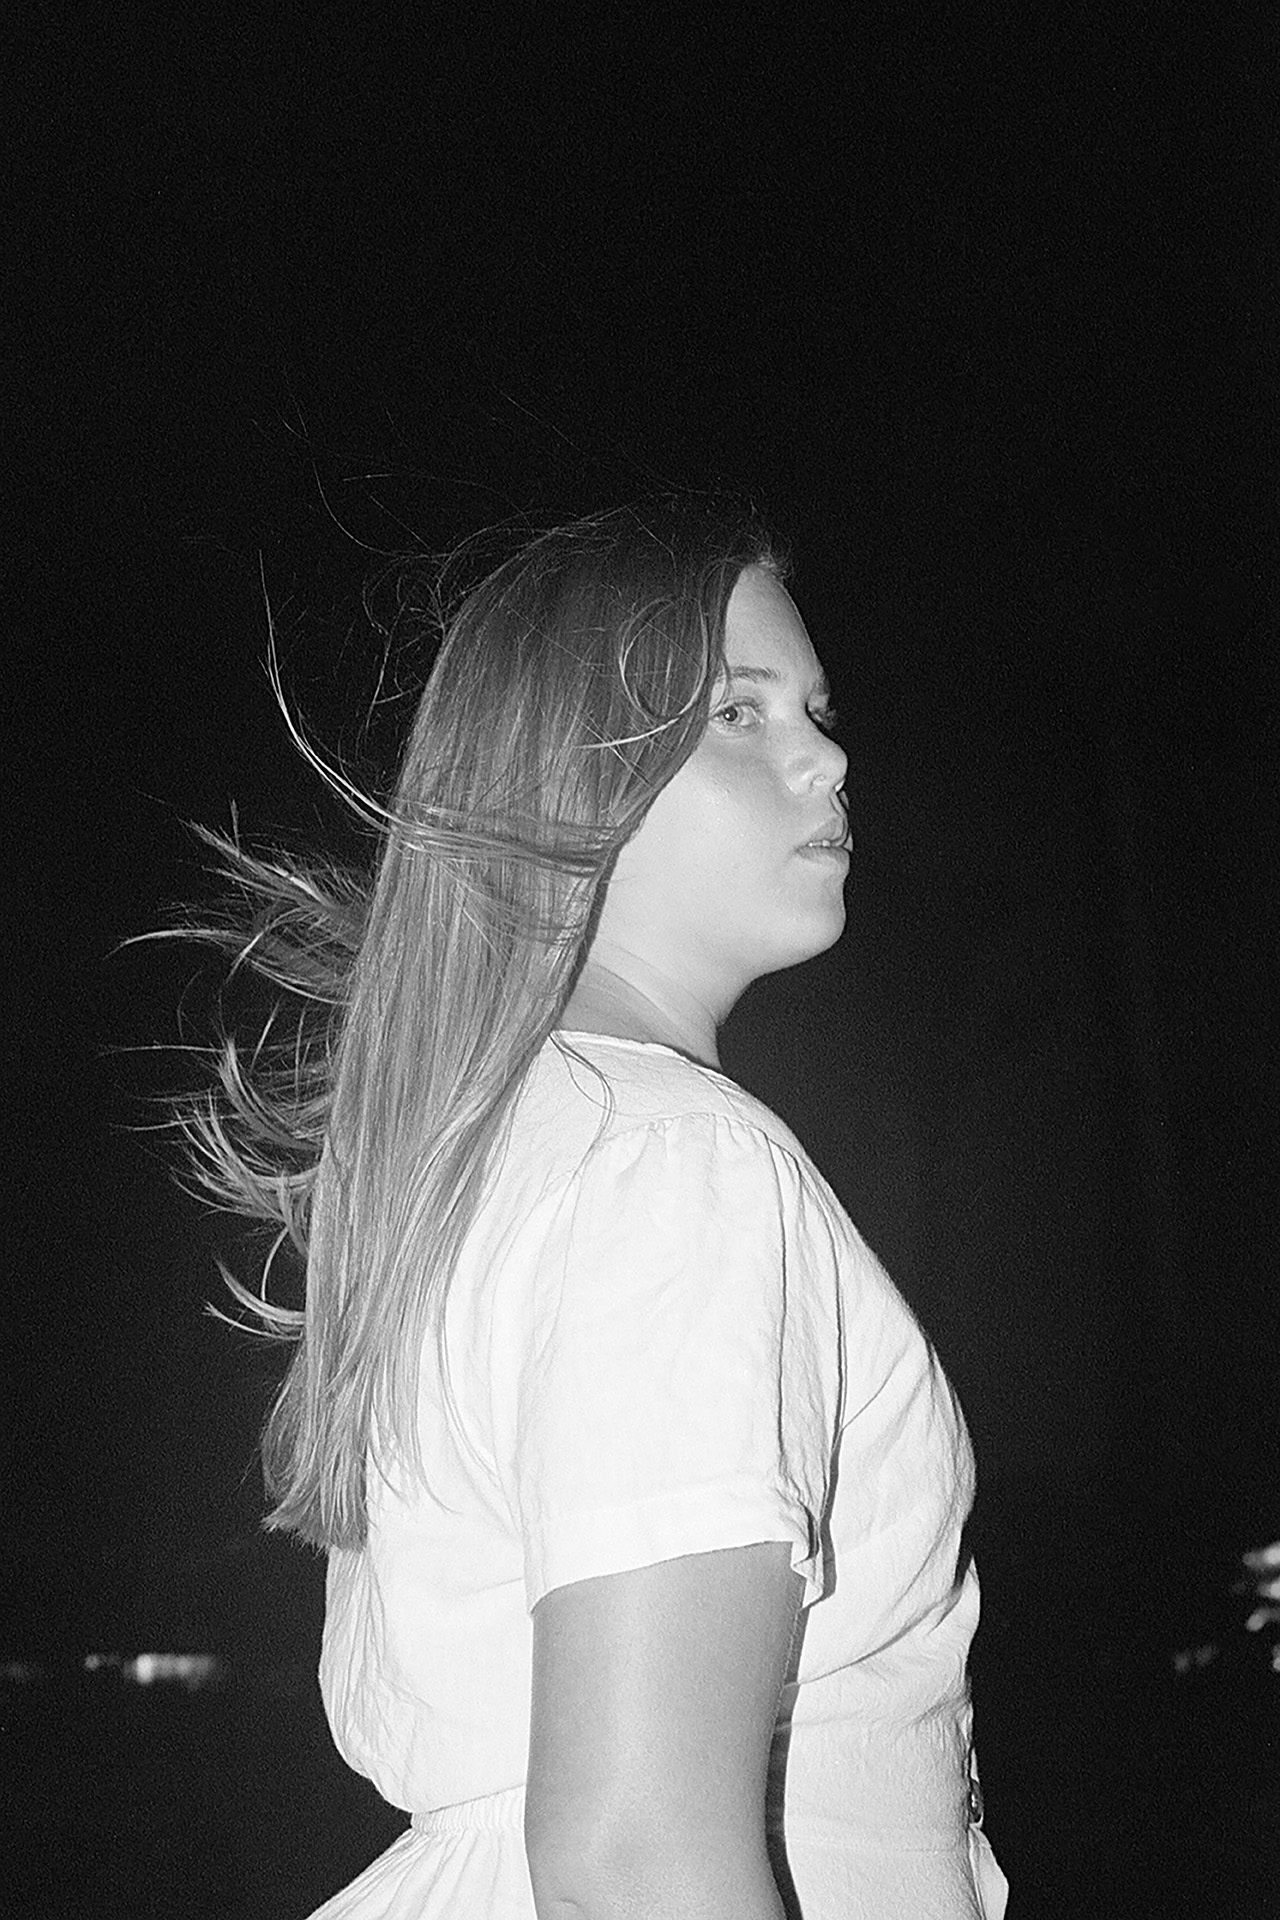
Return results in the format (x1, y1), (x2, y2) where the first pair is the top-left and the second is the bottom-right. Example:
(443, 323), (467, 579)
(762, 909), (847, 975)
(806, 918), (846, 962)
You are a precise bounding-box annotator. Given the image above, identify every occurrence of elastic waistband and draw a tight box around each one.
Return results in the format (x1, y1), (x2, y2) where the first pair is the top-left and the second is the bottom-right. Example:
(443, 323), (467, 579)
(410, 1785), (525, 1835)
(407, 1750), (986, 1840)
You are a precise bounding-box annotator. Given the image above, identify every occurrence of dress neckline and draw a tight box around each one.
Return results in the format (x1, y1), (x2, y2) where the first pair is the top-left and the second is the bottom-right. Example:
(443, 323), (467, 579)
(553, 1030), (732, 1079)
(555, 1029), (685, 1057)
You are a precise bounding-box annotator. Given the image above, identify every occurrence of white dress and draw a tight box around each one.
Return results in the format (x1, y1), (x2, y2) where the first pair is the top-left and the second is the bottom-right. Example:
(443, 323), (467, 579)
(307, 1033), (1008, 1918)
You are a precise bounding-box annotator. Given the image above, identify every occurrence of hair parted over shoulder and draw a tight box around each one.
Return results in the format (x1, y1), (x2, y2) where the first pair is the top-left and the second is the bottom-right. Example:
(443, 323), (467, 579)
(164, 496), (786, 1550)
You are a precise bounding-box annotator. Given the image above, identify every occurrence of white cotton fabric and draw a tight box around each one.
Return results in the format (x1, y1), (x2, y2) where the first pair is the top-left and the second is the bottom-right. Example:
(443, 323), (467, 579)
(309, 1033), (1008, 1919)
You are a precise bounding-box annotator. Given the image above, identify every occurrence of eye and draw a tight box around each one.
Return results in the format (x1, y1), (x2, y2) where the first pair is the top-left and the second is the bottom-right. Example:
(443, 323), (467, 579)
(809, 705), (841, 735)
(712, 698), (762, 732)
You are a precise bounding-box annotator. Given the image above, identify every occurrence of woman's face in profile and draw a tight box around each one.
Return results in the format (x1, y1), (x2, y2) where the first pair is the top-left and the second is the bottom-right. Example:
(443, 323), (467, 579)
(602, 565), (850, 999)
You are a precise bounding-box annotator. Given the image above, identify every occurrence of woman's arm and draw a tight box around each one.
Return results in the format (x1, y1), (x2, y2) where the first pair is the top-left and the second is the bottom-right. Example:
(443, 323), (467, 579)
(525, 1540), (803, 1919)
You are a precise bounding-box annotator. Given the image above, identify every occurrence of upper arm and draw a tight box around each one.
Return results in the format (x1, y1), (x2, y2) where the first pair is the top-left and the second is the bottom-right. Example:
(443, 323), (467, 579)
(525, 1541), (802, 1915)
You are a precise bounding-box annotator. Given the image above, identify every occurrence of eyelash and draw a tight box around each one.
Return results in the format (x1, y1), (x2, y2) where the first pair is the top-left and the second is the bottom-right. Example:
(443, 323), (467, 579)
(713, 698), (841, 736)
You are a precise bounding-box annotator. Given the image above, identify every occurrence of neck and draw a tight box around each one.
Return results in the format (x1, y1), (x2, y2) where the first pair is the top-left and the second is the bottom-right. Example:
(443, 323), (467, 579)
(557, 958), (724, 1070)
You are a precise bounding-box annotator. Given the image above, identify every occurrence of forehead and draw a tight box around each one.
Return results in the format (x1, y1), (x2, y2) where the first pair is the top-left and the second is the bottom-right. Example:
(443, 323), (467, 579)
(720, 565), (824, 685)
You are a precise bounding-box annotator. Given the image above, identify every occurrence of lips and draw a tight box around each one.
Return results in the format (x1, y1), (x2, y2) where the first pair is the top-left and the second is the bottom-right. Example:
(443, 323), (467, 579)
(799, 814), (850, 851)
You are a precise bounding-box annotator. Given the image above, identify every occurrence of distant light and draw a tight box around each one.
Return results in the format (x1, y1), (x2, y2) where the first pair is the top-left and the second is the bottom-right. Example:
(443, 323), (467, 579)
(0, 1659), (47, 1684)
(84, 1651), (223, 1690)
(127, 1652), (222, 1689)
(1171, 1642), (1219, 1675)
(2, 1653), (225, 1691)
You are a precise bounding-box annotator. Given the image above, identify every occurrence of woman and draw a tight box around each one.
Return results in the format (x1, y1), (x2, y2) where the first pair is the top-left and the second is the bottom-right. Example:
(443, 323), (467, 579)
(174, 499), (1007, 1917)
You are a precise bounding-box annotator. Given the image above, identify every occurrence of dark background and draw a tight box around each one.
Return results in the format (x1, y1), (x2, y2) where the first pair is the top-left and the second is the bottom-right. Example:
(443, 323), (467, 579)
(7, 8), (1279, 1915)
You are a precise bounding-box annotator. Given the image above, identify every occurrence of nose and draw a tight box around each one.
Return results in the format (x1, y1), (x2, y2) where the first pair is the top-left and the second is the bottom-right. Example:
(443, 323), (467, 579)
(785, 713), (847, 796)
(807, 728), (847, 792)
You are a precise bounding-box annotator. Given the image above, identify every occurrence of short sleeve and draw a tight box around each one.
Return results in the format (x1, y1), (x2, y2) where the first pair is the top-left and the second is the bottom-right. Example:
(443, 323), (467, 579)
(495, 1114), (844, 1612)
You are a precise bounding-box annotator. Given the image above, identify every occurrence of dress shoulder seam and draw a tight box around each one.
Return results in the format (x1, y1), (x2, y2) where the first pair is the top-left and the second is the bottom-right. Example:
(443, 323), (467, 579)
(575, 1104), (819, 1186)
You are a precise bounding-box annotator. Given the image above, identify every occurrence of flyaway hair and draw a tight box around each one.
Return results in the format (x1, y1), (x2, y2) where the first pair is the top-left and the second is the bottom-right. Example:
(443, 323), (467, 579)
(159, 497), (784, 1549)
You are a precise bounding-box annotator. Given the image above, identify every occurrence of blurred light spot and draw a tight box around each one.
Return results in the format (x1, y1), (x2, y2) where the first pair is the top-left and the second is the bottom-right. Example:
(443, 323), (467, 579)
(84, 1651), (223, 1689)
(126, 1652), (222, 1689)
(1172, 1642), (1219, 1675)
(0, 1659), (48, 1684)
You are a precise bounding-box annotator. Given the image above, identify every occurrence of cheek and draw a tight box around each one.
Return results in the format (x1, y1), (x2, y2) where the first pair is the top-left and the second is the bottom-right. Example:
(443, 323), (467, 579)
(671, 791), (758, 889)
(697, 774), (785, 881)
(620, 761), (779, 895)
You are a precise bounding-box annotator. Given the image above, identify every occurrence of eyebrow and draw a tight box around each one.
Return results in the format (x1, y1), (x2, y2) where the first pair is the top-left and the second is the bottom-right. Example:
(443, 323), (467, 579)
(721, 663), (833, 700)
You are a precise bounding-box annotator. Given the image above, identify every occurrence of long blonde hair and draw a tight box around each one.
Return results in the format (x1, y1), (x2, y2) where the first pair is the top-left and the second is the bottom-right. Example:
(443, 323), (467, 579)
(162, 498), (782, 1549)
